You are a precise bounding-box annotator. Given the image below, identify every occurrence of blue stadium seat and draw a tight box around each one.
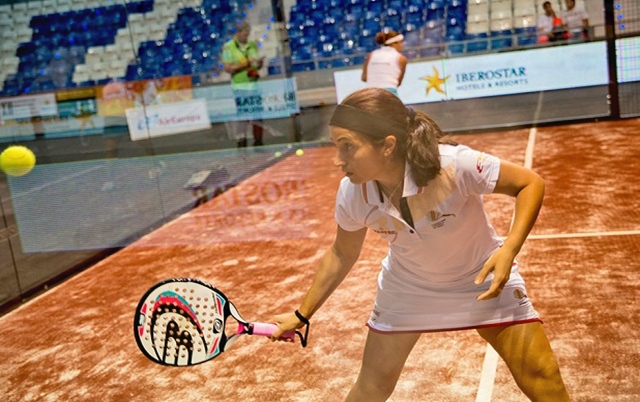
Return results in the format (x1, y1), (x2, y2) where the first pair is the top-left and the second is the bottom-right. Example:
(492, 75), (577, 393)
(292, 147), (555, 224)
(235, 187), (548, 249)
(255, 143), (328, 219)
(291, 60), (316, 72)
(466, 31), (489, 52)
(426, 2), (445, 23)
(422, 19), (445, 43)
(383, 8), (403, 31)
(405, 7), (425, 26)
(358, 30), (377, 51)
(268, 58), (283, 75)
(515, 27), (537, 46)
(319, 57), (349, 69)
(366, 0), (384, 14)
(301, 21), (322, 39)
(404, 27), (421, 48)
(490, 31), (513, 50)
(388, 0), (404, 9)
(351, 53), (366, 65)
(420, 19), (444, 57)
(363, 14), (382, 32)
(447, 3), (468, 22)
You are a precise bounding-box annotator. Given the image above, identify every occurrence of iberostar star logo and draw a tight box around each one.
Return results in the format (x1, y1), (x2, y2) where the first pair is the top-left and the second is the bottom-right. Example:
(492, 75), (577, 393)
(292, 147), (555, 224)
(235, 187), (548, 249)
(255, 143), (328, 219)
(420, 66), (449, 95)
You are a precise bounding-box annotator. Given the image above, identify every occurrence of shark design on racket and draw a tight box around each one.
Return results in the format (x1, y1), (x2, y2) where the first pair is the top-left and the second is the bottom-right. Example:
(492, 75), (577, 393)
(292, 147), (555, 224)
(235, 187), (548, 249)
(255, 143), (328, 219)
(134, 277), (307, 366)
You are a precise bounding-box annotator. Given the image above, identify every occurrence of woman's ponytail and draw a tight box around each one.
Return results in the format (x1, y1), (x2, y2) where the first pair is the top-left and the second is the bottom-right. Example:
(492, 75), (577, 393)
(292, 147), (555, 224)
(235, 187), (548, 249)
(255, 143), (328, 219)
(404, 111), (450, 186)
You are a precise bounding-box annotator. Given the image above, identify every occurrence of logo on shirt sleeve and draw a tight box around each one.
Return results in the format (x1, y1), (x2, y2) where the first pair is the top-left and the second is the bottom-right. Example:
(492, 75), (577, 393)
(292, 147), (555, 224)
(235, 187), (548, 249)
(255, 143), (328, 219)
(476, 152), (486, 174)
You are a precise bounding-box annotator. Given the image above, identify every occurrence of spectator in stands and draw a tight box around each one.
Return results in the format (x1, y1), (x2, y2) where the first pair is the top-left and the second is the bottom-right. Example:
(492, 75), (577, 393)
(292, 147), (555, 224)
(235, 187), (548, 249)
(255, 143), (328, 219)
(222, 21), (265, 147)
(537, 1), (568, 43)
(361, 31), (408, 96)
(561, 0), (589, 40)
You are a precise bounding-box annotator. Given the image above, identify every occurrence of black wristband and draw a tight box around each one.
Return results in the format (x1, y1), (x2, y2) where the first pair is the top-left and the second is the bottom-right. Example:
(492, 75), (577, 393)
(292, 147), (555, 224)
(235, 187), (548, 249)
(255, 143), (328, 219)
(294, 309), (310, 326)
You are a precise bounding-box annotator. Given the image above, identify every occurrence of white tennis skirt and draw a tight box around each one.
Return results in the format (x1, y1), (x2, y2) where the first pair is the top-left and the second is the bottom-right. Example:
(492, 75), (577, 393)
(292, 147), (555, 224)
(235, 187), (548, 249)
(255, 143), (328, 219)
(367, 262), (541, 333)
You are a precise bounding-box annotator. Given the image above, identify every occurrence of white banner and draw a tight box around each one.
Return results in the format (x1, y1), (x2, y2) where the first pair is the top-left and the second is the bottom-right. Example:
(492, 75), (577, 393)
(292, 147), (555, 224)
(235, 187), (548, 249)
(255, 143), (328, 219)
(334, 42), (609, 104)
(125, 99), (211, 141)
(0, 93), (58, 123)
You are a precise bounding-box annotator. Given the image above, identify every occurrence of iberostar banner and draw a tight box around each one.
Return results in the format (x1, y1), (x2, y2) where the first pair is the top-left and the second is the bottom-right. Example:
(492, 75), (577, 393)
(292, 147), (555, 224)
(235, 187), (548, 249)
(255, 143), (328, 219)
(334, 41), (608, 104)
(97, 76), (193, 116)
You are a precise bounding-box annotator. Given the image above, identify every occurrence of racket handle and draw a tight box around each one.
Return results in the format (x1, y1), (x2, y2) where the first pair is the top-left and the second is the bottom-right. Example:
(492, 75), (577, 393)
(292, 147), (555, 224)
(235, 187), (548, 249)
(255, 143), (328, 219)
(251, 322), (296, 341)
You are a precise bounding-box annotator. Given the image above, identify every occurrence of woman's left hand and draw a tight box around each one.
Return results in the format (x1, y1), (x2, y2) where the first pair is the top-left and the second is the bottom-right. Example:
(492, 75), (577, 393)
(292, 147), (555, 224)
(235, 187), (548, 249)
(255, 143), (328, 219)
(474, 247), (517, 300)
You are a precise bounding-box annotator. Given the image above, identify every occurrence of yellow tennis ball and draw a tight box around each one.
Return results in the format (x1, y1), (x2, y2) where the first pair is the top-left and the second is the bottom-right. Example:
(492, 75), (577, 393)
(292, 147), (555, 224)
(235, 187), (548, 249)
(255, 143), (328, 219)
(295, 149), (304, 156)
(0, 145), (36, 177)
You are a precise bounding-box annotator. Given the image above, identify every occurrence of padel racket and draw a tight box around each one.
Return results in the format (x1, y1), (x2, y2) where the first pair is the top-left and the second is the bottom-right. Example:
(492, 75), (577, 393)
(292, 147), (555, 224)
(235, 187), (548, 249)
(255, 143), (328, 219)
(133, 277), (304, 366)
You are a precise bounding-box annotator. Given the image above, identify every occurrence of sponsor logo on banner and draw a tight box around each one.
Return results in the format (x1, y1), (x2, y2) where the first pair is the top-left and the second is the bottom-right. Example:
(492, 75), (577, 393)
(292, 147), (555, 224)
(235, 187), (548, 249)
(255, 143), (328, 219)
(334, 42), (608, 104)
(420, 65), (450, 95)
(0, 94), (58, 123)
(125, 99), (211, 141)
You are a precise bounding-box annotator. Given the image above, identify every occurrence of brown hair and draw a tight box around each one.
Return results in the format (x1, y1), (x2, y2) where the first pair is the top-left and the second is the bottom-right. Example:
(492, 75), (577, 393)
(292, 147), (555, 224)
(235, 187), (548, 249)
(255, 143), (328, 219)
(375, 30), (401, 46)
(236, 21), (251, 34)
(333, 88), (454, 186)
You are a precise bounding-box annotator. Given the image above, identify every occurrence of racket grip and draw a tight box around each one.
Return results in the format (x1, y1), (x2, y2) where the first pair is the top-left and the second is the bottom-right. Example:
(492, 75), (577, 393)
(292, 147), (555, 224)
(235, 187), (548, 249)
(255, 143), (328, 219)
(251, 322), (296, 341)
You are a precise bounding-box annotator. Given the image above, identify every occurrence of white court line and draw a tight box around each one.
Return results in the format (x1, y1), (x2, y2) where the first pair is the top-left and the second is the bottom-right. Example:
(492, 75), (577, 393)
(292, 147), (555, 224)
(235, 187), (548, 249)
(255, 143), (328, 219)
(528, 229), (640, 239)
(476, 96), (542, 401)
(476, 344), (500, 402)
(10, 164), (103, 199)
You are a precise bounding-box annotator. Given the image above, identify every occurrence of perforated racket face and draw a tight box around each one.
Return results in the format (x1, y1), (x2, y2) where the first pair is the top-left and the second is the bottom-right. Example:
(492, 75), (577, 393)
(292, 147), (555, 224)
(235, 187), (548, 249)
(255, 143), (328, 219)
(133, 278), (230, 366)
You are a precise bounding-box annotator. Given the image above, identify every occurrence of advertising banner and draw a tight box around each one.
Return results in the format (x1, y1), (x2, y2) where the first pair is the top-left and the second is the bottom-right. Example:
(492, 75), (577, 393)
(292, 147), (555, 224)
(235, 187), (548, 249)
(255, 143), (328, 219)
(0, 93), (58, 123)
(125, 98), (211, 141)
(97, 76), (193, 117)
(192, 77), (299, 123)
(334, 42), (609, 104)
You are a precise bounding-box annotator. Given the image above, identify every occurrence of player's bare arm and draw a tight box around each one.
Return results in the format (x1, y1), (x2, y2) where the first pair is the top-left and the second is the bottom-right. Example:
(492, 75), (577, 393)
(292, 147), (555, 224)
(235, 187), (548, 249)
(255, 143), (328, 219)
(361, 53), (372, 82)
(271, 225), (367, 339)
(475, 161), (545, 300)
(397, 55), (408, 86)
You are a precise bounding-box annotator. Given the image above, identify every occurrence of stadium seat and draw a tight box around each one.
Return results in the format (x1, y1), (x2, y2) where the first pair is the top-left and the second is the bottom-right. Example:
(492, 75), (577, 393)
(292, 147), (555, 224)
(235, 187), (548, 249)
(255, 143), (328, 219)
(366, 0), (384, 14)
(514, 15), (537, 46)
(426, 2), (446, 22)
(490, 18), (513, 50)
(363, 11), (382, 31)
(405, 7), (425, 26)
(383, 8), (403, 31)
(466, 21), (489, 52)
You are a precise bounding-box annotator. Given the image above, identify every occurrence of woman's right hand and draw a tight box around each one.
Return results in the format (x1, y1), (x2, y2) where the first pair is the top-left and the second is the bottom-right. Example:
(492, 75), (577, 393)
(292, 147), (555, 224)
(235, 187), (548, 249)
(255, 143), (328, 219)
(269, 312), (306, 342)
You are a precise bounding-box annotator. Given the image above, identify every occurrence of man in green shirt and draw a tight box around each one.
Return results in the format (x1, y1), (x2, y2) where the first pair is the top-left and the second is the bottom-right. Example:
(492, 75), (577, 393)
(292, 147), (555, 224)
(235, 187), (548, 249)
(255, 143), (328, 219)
(222, 22), (265, 147)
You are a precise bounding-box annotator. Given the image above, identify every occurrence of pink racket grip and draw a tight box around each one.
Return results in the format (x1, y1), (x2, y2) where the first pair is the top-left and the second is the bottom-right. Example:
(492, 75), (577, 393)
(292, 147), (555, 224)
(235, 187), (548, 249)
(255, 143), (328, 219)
(251, 322), (296, 341)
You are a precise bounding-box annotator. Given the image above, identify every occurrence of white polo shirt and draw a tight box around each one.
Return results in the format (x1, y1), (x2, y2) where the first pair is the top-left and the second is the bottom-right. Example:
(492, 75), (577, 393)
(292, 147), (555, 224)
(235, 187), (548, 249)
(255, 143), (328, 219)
(365, 46), (403, 90)
(336, 144), (502, 286)
(562, 6), (589, 32)
(335, 144), (540, 332)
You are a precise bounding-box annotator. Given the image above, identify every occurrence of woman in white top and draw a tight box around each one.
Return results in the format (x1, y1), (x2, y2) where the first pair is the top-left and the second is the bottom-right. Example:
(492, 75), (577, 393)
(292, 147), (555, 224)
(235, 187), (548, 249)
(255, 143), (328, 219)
(361, 31), (408, 96)
(271, 88), (570, 401)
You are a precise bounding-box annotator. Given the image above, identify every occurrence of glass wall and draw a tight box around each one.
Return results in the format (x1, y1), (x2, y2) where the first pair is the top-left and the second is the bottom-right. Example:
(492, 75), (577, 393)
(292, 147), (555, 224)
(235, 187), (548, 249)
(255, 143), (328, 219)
(0, 0), (637, 312)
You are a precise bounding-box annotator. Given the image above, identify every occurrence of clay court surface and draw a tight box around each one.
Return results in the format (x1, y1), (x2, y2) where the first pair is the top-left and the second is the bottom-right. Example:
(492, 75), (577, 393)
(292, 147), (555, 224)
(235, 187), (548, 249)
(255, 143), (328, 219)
(0, 118), (639, 401)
